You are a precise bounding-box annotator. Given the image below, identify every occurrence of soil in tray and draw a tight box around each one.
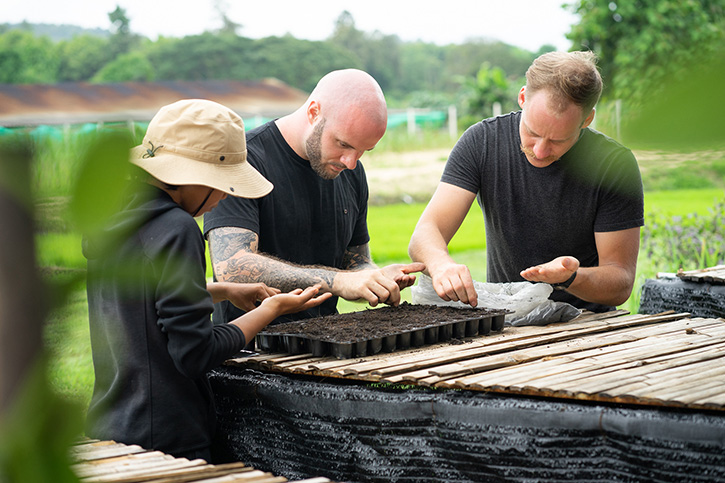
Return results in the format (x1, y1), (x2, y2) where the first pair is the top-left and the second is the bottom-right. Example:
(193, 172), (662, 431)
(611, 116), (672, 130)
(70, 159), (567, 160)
(258, 301), (506, 343)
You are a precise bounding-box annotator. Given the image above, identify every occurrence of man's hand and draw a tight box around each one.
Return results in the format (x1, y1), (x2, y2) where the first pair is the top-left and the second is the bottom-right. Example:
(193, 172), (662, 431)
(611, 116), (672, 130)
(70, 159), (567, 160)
(520, 256), (580, 286)
(428, 261), (478, 307)
(382, 262), (426, 290)
(332, 262), (425, 307)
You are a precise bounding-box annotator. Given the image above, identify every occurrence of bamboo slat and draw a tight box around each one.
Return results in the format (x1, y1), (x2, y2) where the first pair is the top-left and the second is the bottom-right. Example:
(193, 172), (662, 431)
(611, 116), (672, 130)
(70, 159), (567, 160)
(70, 440), (332, 483)
(227, 312), (725, 411)
(677, 264), (725, 283)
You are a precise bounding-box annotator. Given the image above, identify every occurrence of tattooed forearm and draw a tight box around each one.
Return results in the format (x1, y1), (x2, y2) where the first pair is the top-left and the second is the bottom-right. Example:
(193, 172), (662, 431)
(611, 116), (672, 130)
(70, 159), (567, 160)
(208, 226), (339, 292)
(208, 227), (258, 262)
(342, 244), (376, 271)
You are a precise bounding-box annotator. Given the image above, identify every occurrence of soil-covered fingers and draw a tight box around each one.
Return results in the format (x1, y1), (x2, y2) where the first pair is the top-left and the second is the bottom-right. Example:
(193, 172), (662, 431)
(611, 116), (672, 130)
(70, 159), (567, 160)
(433, 272), (477, 307)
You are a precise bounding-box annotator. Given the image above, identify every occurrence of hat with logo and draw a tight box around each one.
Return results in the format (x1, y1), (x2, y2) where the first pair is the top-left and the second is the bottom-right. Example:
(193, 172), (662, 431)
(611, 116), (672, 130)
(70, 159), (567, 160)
(130, 99), (272, 198)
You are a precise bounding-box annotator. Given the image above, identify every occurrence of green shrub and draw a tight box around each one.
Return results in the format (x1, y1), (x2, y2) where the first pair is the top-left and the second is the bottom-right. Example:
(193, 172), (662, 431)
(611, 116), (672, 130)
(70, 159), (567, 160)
(642, 198), (725, 273)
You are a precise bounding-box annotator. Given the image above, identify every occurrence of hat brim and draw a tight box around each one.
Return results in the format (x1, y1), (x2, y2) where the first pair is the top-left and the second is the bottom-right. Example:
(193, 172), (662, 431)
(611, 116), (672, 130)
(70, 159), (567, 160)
(130, 145), (273, 198)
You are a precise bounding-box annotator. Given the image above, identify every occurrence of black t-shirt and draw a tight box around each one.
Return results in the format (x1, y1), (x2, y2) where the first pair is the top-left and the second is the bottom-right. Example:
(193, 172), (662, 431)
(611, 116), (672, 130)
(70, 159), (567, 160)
(441, 111), (644, 312)
(203, 121), (370, 324)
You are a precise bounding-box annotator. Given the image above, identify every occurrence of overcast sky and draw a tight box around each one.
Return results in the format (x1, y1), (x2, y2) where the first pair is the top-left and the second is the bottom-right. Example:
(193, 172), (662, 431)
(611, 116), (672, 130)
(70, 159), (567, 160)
(3, 0), (579, 52)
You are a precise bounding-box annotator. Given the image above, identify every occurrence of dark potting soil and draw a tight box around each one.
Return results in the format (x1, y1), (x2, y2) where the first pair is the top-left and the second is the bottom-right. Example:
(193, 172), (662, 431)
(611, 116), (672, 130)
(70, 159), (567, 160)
(259, 301), (506, 343)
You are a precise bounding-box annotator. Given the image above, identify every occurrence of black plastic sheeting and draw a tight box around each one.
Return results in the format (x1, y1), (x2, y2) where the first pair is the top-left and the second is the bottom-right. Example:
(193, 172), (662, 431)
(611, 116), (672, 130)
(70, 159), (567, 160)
(209, 366), (725, 482)
(639, 278), (725, 319)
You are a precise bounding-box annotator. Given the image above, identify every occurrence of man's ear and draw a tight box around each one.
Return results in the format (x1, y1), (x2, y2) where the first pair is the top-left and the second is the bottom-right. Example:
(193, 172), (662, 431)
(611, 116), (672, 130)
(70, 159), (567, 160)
(306, 100), (321, 125)
(517, 86), (526, 109)
(582, 108), (595, 129)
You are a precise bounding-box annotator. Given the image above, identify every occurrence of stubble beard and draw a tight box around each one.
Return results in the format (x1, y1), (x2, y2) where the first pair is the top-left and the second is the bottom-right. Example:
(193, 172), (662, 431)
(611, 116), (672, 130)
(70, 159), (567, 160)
(305, 119), (338, 180)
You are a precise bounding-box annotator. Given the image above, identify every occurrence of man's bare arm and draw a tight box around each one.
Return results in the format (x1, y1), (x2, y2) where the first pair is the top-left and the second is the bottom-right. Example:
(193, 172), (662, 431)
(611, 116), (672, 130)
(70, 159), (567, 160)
(208, 227), (424, 306)
(520, 227), (640, 307)
(208, 226), (337, 293)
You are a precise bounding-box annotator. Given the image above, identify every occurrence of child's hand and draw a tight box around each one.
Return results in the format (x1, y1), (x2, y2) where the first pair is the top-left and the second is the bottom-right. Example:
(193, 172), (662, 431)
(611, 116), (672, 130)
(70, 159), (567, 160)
(212, 282), (280, 312)
(260, 285), (333, 316)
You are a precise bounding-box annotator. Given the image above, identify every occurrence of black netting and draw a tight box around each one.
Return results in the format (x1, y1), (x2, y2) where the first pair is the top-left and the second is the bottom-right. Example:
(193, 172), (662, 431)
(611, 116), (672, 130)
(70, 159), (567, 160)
(210, 367), (725, 483)
(639, 278), (725, 319)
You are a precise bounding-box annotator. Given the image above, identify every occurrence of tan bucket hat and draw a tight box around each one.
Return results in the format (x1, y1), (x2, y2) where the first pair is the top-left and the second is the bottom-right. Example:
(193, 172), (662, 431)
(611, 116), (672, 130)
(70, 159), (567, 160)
(130, 99), (273, 198)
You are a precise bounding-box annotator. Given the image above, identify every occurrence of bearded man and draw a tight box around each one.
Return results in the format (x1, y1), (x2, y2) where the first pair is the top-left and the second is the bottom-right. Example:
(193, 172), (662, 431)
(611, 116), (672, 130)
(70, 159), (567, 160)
(205, 69), (424, 327)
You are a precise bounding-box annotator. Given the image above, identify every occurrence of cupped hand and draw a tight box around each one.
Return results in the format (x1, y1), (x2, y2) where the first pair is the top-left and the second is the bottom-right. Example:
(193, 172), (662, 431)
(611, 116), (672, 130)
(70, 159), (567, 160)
(520, 256), (580, 285)
(260, 285), (333, 316)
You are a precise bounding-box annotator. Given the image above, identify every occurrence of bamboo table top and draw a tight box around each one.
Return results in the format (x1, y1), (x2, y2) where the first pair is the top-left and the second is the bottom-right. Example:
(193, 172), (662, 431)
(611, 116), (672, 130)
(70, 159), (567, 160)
(70, 439), (333, 483)
(227, 310), (725, 412)
(676, 264), (725, 284)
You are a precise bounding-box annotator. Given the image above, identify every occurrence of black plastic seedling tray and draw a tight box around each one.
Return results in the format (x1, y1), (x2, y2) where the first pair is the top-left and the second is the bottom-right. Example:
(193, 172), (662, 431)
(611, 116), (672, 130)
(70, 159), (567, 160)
(256, 303), (509, 359)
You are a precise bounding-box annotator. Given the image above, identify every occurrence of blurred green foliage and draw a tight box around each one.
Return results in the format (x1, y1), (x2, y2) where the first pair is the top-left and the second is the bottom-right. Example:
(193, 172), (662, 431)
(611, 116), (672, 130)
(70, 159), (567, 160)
(0, 130), (82, 482)
(643, 199), (725, 272)
(567, 0), (724, 106)
(0, 10), (538, 108)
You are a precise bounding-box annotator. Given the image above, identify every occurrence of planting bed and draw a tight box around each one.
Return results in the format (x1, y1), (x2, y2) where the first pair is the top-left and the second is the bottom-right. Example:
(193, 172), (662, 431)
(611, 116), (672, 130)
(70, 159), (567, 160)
(256, 302), (508, 359)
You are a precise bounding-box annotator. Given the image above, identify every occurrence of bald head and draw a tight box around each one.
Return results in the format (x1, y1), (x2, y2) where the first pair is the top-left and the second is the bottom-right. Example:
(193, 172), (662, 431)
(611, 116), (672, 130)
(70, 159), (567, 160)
(276, 69), (388, 177)
(308, 69), (388, 128)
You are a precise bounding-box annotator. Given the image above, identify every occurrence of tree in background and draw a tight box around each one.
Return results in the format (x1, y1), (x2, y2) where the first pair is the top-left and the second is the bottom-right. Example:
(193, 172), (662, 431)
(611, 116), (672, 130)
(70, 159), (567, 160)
(0, 8), (561, 103)
(146, 33), (256, 81)
(329, 11), (402, 94)
(56, 34), (112, 82)
(457, 62), (516, 127)
(91, 50), (155, 83)
(248, 36), (360, 92)
(0, 30), (59, 83)
(567, 0), (725, 106)
(214, 0), (243, 37)
(107, 5), (142, 59)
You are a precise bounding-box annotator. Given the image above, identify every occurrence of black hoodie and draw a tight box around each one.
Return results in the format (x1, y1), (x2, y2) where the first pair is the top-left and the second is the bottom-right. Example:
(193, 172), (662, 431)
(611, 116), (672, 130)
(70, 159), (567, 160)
(83, 183), (245, 457)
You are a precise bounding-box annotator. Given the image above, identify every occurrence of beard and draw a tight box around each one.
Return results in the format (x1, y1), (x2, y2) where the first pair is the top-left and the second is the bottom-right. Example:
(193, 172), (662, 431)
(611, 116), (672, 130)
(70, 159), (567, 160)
(305, 119), (337, 180)
(520, 144), (559, 166)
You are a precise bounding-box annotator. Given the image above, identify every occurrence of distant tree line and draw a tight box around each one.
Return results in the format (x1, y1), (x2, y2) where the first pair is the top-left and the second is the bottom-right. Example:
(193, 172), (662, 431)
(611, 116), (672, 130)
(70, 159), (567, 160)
(0, 8), (541, 117)
(1, 2), (723, 123)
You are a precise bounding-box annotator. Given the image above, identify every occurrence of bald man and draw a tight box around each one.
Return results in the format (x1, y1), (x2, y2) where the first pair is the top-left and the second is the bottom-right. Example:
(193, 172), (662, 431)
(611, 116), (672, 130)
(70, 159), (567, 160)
(204, 69), (424, 327)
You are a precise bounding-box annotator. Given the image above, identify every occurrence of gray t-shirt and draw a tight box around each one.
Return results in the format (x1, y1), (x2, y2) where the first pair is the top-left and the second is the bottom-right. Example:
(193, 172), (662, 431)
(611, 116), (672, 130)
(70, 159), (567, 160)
(441, 111), (644, 312)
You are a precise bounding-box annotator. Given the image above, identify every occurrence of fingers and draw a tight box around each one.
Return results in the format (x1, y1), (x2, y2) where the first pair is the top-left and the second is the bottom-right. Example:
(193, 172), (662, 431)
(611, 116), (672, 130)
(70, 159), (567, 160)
(258, 284), (280, 300)
(561, 256), (580, 271)
(300, 291), (333, 310)
(400, 262), (426, 274)
(297, 285), (332, 310)
(433, 271), (477, 307)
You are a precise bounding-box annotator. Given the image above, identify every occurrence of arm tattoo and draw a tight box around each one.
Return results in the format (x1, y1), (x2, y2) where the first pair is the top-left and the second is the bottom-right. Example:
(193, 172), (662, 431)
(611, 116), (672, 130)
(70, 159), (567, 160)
(342, 243), (376, 271)
(208, 226), (338, 292)
(208, 226), (258, 262)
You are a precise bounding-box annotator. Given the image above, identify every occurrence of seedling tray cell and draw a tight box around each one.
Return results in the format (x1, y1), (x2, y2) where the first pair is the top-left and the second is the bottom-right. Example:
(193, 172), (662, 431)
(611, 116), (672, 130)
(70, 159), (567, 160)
(256, 303), (510, 359)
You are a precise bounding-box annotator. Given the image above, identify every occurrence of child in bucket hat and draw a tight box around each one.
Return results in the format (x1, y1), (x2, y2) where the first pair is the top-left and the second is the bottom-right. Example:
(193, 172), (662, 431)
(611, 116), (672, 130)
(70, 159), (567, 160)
(83, 99), (331, 461)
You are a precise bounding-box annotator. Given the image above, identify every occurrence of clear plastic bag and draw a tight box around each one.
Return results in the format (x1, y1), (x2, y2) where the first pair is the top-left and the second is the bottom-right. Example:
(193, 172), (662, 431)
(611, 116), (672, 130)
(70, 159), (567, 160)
(410, 273), (581, 326)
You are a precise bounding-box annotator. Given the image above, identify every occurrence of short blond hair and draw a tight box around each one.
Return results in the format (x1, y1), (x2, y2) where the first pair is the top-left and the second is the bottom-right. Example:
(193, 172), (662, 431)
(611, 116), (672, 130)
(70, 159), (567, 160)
(525, 51), (603, 114)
